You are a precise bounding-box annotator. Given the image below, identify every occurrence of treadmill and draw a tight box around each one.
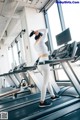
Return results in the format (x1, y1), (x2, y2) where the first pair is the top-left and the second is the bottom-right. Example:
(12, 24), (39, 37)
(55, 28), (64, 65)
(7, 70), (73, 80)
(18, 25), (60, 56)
(1, 41), (80, 120)
(0, 66), (35, 103)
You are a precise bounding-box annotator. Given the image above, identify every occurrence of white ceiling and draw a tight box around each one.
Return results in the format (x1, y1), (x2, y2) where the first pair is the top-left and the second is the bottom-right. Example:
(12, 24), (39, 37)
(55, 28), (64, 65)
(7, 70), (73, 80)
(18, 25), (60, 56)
(0, 0), (55, 44)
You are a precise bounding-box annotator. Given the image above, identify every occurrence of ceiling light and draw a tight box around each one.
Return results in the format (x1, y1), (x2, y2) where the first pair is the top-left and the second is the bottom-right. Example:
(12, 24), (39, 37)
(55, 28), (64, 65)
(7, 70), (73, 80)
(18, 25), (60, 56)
(28, 0), (33, 4)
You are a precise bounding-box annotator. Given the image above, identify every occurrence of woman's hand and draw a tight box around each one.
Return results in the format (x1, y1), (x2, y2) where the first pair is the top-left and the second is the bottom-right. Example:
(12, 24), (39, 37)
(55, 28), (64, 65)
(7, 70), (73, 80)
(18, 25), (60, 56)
(34, 30), (39, 35)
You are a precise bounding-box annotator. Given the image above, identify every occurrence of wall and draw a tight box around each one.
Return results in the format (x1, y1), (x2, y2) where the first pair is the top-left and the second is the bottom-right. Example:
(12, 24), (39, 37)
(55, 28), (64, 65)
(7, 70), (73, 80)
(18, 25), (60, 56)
(0, 44), (10, 73)
(20, 7), (47, 65)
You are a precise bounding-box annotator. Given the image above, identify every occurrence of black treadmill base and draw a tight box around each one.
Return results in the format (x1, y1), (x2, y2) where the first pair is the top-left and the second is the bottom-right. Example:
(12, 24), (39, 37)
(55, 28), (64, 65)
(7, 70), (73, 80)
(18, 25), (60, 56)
(57, 108), (80, 120)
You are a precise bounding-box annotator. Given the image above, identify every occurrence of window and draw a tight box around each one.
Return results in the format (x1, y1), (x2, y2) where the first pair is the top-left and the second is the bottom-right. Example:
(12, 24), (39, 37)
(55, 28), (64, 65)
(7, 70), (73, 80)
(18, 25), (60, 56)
(47, 3), (69, 81)
(61, 3), (80, 80)
(61, 3), (80, 42)
(12, 43), (19, 66)
(8, 47), (13, 69)
(8, 35), (25, 69)
(47, 3), (61, 49)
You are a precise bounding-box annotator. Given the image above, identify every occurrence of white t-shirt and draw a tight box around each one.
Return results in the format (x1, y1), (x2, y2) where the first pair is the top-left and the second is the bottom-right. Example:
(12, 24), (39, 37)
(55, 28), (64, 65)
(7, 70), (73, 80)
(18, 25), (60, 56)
(34, 29), (49, 56)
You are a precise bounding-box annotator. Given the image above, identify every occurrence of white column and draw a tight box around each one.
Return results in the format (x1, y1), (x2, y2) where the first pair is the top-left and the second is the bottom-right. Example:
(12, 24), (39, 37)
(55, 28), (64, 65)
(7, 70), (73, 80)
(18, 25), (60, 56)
(20, 7), (32, 65)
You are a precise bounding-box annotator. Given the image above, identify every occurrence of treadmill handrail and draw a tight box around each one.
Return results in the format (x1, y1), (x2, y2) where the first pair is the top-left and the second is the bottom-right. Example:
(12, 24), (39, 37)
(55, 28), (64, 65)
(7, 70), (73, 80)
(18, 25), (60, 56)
(0, 88), (20, 98)
(0, 57), (74, 77)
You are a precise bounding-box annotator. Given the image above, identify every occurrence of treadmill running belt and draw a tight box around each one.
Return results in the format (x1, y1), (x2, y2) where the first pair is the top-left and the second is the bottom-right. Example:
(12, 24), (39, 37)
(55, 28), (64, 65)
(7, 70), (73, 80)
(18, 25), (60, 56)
(7, 96), (78, 120)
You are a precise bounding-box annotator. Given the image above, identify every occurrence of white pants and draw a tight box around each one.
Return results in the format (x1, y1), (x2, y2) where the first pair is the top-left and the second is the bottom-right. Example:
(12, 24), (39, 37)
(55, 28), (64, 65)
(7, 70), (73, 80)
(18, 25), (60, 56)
(38, 56), (55, 101)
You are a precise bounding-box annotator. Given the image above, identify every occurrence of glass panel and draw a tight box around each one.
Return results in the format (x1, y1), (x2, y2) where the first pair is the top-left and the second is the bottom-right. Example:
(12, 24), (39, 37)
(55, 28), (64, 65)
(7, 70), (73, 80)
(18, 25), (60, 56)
(13, 44), (19, 66)
(61, 3), (80, 42)
(8, 48), (13, 69)
(17, 36), (24, 64)
(47, 3), (69, 81)
(61, 2), (80, 80)
(47, 3), (61, 49)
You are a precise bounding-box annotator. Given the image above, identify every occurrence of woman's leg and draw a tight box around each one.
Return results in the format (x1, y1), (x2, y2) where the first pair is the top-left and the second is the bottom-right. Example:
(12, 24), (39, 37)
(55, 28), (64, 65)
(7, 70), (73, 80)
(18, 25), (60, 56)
(47, 67), (55, 97)
(40, 64), (55, 101)
(38, 57), (55, 107)
(40, 65), (49, 101)
(48, 82), (55, 97)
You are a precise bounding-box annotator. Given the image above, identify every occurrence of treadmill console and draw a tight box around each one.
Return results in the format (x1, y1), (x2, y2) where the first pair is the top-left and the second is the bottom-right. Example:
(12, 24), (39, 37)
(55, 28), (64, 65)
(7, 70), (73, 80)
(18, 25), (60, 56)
(52, 41), (77, 59)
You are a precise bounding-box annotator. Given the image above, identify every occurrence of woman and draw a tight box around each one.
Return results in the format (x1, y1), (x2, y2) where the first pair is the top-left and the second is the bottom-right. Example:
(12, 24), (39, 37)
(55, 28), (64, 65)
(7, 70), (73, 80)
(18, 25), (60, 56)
(29, 29), (56, 107)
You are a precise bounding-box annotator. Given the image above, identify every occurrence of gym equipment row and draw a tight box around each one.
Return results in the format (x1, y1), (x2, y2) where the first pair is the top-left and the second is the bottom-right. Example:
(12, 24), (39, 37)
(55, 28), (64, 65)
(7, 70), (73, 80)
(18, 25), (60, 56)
(0, 41), (80, 120)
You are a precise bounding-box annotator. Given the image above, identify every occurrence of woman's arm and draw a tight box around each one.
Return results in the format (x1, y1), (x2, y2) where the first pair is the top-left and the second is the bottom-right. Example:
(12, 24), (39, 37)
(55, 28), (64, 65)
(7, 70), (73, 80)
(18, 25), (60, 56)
(34, 29), (48, 34)
(38, 29), (48, 41)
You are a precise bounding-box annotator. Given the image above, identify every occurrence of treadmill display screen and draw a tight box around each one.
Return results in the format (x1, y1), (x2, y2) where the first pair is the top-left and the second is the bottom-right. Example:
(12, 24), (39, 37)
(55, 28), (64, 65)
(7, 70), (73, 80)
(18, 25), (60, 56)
(56, 28), (72, 46)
